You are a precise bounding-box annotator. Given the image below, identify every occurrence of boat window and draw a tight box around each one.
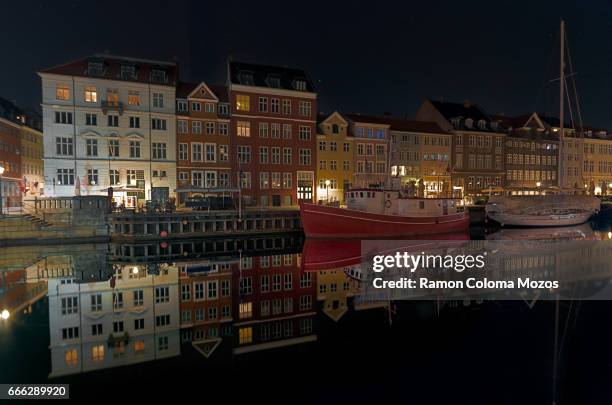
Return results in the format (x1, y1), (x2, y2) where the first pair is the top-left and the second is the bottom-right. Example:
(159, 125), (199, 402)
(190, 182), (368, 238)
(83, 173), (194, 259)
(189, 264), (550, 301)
(419, 201), (425, 209)
(387, 193), (391, 198)
(360, 192), (364, 198)
(366, 192), (371, 198)
(371, 192), (376, 198)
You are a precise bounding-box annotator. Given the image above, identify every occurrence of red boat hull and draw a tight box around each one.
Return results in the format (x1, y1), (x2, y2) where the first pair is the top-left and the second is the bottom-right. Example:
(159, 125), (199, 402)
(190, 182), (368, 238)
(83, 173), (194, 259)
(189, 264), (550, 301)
(299, 203), (470, 238)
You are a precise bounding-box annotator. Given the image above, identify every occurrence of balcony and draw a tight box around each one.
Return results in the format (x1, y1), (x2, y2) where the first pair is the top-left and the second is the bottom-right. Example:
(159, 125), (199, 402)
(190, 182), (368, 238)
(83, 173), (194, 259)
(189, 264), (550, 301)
(101, 100), (124, 115)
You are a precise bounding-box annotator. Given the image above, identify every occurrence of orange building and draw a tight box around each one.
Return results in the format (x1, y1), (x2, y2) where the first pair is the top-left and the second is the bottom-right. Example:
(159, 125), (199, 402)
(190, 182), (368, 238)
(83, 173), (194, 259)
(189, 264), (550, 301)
(175, 82), (232, 206)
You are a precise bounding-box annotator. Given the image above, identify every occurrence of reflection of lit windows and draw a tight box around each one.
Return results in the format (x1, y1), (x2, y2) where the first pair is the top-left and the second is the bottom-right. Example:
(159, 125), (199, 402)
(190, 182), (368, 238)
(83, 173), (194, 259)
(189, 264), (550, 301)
(134, 340), (145, 354)
(239, 302), (252, 319)
(239, 327), (252, 344)
(92, 345), (104, 362)
(65, 349), (78, 367)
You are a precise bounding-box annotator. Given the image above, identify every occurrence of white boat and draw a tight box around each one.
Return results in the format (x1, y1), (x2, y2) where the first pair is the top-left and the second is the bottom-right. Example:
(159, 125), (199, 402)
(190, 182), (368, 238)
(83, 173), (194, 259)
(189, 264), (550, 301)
(485, 20), (600, 227)
(486, 195), (599, 227)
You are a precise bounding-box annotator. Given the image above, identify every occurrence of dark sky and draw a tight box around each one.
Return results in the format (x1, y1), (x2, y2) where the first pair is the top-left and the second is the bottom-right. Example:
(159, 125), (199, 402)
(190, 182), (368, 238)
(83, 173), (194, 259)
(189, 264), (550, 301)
(3, 0), (612, 127)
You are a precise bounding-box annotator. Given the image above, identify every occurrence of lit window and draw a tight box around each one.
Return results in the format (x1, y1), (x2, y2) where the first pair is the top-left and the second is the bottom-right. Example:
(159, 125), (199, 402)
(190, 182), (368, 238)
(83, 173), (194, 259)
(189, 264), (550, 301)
(65, 349), (78, 367)
(84, 86), (97, 103)
(236, 95), (250, 111)
(56, 84), (70, 100)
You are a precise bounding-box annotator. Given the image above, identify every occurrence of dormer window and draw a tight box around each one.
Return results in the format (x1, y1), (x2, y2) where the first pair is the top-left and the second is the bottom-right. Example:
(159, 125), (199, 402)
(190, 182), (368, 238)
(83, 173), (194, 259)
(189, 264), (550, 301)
(151, 68), (167, 83)
(478, 120), (487, 130)
(120, 64), (136, 80)
(464, 118), (473, 128)
(238, 71), (254, 86)
(294, 79), (307, 91)
(332, 124), (339, 134)
(490, 121), (498, 131)
(266, 75), (281, 88)
(88, 61), (104, 76)
(451, 117), (462, 128)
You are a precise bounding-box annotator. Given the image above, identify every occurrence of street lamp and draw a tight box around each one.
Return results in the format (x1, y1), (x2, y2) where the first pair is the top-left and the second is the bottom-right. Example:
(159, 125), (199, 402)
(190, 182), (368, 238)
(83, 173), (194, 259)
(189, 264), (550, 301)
(0, 165), (4, 215)
(324, 179), (331, 203)
(1, 309), (9, 320)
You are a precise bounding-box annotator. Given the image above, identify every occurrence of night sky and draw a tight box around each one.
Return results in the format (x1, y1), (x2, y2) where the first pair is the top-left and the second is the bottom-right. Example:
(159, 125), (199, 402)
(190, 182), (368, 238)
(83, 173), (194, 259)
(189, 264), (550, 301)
(3, 0), (612, 127)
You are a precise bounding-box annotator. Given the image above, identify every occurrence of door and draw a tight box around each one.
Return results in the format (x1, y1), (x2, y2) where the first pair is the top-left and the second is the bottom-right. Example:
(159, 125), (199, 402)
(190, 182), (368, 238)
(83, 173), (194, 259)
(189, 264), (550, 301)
(297, 181), (313, 202)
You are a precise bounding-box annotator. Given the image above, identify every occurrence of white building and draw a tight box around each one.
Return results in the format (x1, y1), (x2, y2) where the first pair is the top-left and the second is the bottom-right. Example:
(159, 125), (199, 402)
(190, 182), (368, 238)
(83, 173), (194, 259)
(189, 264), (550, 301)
(38, 55), (178, 207)
(47, 264), (180, 377)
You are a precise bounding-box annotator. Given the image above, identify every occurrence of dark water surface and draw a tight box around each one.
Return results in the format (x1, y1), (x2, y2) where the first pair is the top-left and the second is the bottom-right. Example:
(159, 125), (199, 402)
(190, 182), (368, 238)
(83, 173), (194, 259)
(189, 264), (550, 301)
(1, 223), (612, 403)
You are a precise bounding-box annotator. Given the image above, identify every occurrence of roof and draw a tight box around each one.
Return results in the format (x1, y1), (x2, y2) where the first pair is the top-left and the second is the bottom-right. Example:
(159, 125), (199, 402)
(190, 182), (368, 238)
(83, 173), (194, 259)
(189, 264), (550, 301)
(176, 82), (199, 99)
(229, 61), (315, 92)
(386, 118), (450, 134)
(344, 113), (392, 126)
(39, 54), (178, 86)
(176, 82), (229, 102)
(429, 99), (491, 122)
(208, 84), (229, 102)
(0, 97), (41, 131)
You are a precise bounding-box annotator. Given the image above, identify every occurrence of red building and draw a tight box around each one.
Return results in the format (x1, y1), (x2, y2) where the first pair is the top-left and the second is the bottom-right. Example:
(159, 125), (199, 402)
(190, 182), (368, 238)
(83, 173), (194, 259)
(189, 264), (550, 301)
(178, 260), (234, 343)
(0, 98), (25, 211)
(228, 62), (317, 207)
(232, 253), (317, 353)
(175, 82), (232, 206)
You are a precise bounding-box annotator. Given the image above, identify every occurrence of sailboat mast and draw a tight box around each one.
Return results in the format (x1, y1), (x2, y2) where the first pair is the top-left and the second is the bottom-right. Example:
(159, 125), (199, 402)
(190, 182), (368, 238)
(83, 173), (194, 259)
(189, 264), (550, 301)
(558, 19), (565, 191)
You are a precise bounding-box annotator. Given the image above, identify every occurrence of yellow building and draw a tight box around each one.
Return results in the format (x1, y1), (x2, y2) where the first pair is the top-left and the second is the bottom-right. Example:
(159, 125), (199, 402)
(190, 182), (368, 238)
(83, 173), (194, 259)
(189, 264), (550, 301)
(316, 268), (359, 322)
(316, 111), (354, 203)
(21, 121), (44, 196)
(583, 131), (612, 195)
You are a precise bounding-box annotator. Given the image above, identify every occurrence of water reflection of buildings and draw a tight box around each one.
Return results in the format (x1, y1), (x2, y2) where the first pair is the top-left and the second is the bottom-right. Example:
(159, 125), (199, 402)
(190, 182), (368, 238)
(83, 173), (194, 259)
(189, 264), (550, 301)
(176, 253), (318, 355)
(47, 264), (180, 377)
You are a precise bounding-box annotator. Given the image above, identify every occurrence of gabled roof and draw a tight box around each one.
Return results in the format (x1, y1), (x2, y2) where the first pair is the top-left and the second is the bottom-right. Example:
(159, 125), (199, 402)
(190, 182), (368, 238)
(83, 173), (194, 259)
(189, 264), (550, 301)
(39, 54), (178, 86)
(177, 82), (229, 102)
(229, 61), (315, 93)
(318, 111), (348, 125)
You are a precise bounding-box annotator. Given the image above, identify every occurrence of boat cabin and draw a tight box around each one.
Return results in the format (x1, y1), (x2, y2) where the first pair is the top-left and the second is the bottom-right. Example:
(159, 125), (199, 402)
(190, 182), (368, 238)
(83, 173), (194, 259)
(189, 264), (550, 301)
(345, 188), (462, 217)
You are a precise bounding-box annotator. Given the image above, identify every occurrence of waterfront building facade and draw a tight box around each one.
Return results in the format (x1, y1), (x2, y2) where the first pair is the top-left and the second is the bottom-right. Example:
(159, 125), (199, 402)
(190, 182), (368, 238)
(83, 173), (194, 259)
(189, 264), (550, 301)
(17, 109), (45, 197)
(316, 111), (353, 203)
(582, 129), (612, 195)
(388, 119), (452, 196)
(344, 114), (390, 188)
(0, 98), (26, 210)
(175, 82), (232, 206)
(228, 62), (317, 207)
(416, 100), (505, 198)
(38, 55), (178, 207)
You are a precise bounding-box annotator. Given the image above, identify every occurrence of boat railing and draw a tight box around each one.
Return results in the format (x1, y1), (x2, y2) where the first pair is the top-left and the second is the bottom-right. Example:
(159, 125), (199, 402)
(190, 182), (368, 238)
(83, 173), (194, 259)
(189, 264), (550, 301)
(500, 202), (595, 215)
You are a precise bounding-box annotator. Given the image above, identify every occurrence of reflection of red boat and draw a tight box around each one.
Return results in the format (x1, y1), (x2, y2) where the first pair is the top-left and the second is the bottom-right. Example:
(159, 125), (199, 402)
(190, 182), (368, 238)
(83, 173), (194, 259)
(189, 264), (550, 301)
(300, 190), (469, 239)
(302, 232), (470, 272)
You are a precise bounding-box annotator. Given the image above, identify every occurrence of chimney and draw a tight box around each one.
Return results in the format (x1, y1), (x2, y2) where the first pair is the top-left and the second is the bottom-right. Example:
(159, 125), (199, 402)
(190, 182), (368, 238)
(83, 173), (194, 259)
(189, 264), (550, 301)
(463, 100), (471, 108)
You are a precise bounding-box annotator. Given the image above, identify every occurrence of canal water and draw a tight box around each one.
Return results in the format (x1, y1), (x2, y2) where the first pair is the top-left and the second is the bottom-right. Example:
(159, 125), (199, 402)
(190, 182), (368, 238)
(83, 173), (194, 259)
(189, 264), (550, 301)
(1, 221), (612, 403)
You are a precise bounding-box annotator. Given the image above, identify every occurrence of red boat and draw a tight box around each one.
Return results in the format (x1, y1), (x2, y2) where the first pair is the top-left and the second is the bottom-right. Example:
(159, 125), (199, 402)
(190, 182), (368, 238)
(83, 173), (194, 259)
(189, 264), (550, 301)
(300, 188), (470, 238)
